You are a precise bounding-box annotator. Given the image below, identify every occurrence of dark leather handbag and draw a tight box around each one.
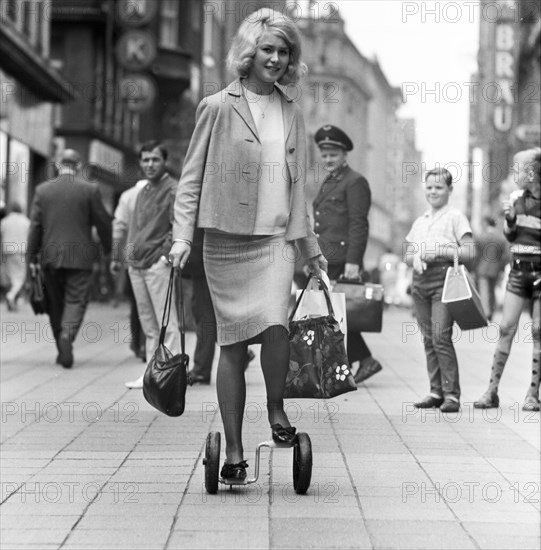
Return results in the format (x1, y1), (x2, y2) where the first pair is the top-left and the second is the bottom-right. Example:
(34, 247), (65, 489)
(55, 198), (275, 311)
(332, 277), (384, 333)
(284, 274), (356, 399)
(29, 265), (48, 315)
(143, 267), (191, 417)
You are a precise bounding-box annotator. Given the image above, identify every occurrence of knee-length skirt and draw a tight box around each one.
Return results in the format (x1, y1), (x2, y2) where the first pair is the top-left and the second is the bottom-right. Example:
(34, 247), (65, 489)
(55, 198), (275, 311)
(203, 232), (295, 345)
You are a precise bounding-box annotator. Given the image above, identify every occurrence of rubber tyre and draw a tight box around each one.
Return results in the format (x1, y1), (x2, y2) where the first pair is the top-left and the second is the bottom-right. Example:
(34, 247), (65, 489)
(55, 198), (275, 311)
(204, 432), (220, 494)
(293, 432), (312, 494)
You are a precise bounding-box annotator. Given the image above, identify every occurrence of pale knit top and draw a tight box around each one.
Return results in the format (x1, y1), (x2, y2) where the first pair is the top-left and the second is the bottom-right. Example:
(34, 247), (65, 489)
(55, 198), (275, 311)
(244, 87), (289, 235)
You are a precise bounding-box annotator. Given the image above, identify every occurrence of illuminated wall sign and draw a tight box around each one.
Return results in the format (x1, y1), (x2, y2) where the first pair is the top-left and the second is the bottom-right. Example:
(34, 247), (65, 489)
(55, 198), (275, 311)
(116, 0), (158, 27)
(493, 1), (517, 132)
(116, 30), (157, 71)
(119, 73), (157, 112)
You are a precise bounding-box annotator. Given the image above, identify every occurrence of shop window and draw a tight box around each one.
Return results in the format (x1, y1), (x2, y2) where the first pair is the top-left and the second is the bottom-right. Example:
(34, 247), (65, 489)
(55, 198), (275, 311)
(4, 0), (20, 29)
(22, 0), (42, 48)
(6, 138), (30, 213)
(159, 0), (179, 49)
(0, 132), (8, 207)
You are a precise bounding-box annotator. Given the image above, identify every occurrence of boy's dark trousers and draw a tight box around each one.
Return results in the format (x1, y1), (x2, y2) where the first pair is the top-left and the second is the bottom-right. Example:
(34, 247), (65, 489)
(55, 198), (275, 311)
(411, 265), (460, 401)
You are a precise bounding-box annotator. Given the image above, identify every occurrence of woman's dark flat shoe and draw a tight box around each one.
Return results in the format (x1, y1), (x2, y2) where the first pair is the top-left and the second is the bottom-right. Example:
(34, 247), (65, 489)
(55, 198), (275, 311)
(271, 424), (297, 444)
(220, 460), (248, 480)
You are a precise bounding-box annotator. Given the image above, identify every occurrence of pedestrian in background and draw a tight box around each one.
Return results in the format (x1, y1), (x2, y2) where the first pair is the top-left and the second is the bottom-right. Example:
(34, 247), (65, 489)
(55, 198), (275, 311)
(110, 179), (148, 362)
(182, 227), (217, 385)
(474, 216), (509, 321)
(1, 201), (30, 311)
(311, 124), (383, 384)
(26, 149), (112, 368)
(115, 141), (179, 390)
(474, 147), (541, 412)
(169, 8), (326, 482)
(404, 167), (475, 413)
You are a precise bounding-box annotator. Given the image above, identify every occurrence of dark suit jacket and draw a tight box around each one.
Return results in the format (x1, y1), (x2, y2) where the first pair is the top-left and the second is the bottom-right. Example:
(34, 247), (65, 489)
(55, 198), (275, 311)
(312, 164), (371, 267)
(27, 174), (112, 270)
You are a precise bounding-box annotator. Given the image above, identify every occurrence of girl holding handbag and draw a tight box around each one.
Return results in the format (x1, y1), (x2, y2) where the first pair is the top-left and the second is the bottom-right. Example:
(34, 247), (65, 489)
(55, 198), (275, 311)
(169, 9), (327, 482)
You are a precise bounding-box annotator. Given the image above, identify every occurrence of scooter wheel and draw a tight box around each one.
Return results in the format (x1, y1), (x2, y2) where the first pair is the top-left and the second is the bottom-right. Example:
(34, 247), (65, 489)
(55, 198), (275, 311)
(293, 432), (312, 494)
(203, 432), (220, 494)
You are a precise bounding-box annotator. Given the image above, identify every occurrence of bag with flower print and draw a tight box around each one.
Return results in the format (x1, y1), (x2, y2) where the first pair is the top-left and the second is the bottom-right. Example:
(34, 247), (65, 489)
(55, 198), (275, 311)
(284, 275), (356, 399)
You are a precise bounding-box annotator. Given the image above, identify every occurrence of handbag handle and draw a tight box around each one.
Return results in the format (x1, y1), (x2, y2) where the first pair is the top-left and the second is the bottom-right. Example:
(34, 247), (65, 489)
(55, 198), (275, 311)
(452, 249), (460, 274)
(159, 267), (186, 356)
(289, 273), (336, 322)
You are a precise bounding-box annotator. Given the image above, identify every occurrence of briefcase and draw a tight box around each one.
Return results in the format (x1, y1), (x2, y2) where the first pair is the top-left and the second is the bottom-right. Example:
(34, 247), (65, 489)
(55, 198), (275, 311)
(442, 260), (488, 330)
(332, 278), (384, 333)
(29, 265), (48, 315)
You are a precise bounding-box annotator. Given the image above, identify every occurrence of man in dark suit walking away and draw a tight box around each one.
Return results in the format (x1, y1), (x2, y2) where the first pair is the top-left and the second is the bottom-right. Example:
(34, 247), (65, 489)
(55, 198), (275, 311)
(312, 125), (383, 384)
(27, 149), (112, 368)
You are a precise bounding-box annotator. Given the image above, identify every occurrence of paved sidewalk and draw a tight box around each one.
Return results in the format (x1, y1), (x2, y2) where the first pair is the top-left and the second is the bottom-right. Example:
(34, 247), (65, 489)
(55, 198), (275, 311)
(1, 301), (539, 550)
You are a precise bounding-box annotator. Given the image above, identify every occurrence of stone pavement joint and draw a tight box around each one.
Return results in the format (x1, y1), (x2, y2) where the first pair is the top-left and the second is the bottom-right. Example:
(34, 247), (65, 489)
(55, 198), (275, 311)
(1, 301), (539, 550)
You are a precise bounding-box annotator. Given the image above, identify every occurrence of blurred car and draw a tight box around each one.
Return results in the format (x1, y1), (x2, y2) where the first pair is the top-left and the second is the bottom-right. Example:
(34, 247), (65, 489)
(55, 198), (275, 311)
(379, 253), (413, 308)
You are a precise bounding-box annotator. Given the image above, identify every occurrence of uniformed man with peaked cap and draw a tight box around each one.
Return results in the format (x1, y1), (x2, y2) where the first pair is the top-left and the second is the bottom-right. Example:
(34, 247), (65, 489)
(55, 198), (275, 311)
(311, 124), (383, 384)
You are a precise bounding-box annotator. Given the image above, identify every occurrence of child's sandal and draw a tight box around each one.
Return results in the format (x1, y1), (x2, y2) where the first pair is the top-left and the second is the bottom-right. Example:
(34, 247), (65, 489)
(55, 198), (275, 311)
(522, 396), (540, 412)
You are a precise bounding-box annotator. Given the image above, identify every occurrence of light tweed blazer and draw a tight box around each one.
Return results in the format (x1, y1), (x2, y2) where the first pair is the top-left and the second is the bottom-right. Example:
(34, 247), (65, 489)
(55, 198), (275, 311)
(173, 79), (320, 260)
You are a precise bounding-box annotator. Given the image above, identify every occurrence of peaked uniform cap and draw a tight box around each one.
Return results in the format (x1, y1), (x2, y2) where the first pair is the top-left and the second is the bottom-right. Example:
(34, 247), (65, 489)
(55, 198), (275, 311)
(314, 125), (353, 152)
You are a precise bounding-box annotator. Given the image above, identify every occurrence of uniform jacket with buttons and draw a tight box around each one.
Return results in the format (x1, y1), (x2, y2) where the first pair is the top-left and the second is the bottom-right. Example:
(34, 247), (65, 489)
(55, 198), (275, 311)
(312, 164), (371, 267)
(172, 79), (321, 260)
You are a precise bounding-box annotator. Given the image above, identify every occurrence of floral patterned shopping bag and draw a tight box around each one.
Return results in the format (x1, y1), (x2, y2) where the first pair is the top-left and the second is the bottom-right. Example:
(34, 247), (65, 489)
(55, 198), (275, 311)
(284, 275), (356, 399)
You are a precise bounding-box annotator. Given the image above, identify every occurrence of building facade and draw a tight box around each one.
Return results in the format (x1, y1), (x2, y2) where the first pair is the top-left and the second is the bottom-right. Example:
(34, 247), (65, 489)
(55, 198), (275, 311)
(50, 0), (203, 213)
(296, 7), (415, 269)
(468, 0), (540, 232)
(390, 118), (423, 249)
(0, 0), (71, 212)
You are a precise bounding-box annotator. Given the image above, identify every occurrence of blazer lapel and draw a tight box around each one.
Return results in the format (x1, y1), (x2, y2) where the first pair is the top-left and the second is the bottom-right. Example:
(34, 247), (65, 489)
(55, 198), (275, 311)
(226, 80), (260, 142)
(280, 92), (295, 143)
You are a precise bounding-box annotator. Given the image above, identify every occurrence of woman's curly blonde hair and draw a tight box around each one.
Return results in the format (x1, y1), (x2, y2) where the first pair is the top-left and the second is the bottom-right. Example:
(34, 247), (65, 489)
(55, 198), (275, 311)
(226, 7), (307, 85)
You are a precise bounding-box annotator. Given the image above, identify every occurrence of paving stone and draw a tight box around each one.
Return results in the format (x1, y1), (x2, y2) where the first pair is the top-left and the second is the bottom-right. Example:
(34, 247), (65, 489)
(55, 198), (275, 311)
(0, 530), (67, 545)
(62, 528), (170, 549)
(1, 304), (537, 549)
(168, 530), (269, 550)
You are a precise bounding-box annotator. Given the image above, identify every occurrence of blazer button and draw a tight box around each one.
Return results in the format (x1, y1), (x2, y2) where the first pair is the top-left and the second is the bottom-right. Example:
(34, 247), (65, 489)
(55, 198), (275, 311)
(315, 211), (320, 216)
(340, 241), (345, 246)
(289, 147), (295, 154)
(315, 222), (320, 227)
(315, 233), (320, 237)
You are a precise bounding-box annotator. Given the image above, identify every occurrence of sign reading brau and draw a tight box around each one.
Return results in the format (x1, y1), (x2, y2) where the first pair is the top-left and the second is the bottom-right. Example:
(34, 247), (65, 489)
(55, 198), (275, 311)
(493, 1), (517, 133)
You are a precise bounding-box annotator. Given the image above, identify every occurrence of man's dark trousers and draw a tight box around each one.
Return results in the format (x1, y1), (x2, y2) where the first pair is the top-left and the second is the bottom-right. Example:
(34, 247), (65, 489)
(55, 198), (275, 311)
(43, 267), (93, 343)
(191, 275), (217, 380)
(327, 264), (371, 363)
